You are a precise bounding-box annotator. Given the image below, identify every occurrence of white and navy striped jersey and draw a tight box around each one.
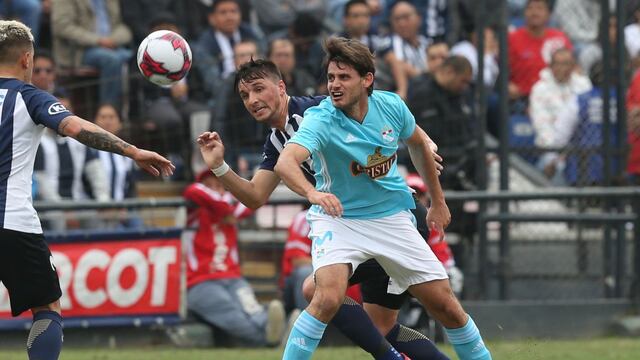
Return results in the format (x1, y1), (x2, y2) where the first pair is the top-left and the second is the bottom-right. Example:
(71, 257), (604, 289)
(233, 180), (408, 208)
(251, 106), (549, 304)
(258, 96), (324, 184)
(98, 151), (135, 201)
(0, 78), (72, 233)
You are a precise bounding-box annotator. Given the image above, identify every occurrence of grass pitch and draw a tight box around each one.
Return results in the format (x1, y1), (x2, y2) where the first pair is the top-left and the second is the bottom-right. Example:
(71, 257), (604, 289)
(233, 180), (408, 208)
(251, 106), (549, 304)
(3, 338), (640, 359)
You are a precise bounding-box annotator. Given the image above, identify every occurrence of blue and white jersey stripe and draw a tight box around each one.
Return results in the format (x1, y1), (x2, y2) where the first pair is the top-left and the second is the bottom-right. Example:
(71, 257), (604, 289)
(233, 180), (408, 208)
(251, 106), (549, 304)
(258, 95), (325, 184)
(0, 78), (72, 233)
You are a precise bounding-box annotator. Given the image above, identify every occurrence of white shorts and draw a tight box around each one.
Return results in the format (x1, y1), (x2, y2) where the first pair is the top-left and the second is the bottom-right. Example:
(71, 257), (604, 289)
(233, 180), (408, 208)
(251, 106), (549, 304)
(307, 210), (448, 294)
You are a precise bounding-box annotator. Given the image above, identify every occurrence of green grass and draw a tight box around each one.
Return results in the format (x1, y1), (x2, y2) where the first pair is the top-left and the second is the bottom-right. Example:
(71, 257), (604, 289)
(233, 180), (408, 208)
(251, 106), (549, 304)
(4, 338), (640, 359)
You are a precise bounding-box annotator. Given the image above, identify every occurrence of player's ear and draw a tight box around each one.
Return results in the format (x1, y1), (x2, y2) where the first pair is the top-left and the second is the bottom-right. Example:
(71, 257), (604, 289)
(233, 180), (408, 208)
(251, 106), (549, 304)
(363, 72), (374, 89)
(278, 79), (287, 94)
(20, 50), (31, 70)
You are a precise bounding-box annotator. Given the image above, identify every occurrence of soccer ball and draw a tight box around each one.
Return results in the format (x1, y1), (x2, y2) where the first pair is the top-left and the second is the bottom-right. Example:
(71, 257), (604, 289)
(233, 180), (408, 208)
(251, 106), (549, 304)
(137, 30), (192, 87)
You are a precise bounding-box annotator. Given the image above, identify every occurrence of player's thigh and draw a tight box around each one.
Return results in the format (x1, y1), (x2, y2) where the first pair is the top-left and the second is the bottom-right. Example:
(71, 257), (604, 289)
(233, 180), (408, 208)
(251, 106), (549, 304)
(0, 228), (61, 317)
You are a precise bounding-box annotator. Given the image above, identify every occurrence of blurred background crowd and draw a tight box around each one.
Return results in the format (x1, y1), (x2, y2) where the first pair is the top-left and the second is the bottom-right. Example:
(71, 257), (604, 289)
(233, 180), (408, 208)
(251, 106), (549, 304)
(1, 0), (638, 203)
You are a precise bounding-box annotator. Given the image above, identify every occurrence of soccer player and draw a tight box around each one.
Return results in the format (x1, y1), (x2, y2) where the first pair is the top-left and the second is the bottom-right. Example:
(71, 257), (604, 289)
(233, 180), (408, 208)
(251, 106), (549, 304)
(275, 37), (492, 360)
(0, 20), (174, 360)
(197, 58), (449, 360)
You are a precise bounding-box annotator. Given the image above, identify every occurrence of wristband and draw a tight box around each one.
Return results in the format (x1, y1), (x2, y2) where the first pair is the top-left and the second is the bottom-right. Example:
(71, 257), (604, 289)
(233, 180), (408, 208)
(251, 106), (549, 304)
(211, 161), (230, 177)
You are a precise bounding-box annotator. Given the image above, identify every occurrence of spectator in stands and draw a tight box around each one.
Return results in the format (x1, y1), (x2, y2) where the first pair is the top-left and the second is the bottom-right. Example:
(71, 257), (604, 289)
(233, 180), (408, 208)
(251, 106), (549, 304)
(34, 92), (110, 230)
(529, 48), (592, 186)
(389, 2), (429, 78)
(32, 51), (58, 94)
(287, 12), (326, 89)
(425, 41), (449, 73)
(387, 0), (448, 43)
(93, 104), (136, 201)
(193, 0), (264, 103)
(0, 0), (42, 43)
(93, 103), (143, 228)
(562, 62), (621, 186)
(625, 4), (640, 65)
(582, 15), (632, 83)
(183, 169), (285, 347)
(407, 56), (477, 242)
(120, 0), (190, 44)
(626, 70), (640, 185)
(508, 0), (572, 100)
(268, 39), (316, 96)
(339, 0), (408, 98)
(214, 40), (269, 177)
(251, 0), (328, 38)
(51, 0), (132, 107)
(451, 27), (499, 88)
(552, 0), (600, 55)
(280, 206), (313, 313)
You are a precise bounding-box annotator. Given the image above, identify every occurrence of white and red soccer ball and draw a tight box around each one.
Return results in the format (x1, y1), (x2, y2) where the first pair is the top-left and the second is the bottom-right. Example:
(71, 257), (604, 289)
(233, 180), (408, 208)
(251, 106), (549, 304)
(137, 30), (192, 87)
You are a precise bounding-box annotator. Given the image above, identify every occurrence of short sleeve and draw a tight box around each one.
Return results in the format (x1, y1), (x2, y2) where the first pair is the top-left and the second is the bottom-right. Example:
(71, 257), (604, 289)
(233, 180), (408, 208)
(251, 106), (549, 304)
(288, 105), (330, 154)
(20, 84), (73, 131)
(397, 96), (416, 140)
(258, 135), (279, 172)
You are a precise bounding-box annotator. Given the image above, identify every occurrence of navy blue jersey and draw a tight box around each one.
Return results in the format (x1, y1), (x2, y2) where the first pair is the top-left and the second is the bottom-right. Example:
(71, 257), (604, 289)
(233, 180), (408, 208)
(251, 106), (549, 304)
(258, 95), (325, 184)
(0, 78), (72, 233)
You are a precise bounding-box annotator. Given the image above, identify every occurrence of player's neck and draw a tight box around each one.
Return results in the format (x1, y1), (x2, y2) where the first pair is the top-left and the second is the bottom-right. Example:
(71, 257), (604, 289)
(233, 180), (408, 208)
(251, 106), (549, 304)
(274, 95), (290, 131)
(343, 96), (369, 124)
(0, 66), (25, 81)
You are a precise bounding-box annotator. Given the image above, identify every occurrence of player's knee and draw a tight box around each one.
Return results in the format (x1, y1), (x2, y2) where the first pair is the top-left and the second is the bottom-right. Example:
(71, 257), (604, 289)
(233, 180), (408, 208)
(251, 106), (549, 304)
(302, 276), (315, 302)
(310, 288), (343, 315)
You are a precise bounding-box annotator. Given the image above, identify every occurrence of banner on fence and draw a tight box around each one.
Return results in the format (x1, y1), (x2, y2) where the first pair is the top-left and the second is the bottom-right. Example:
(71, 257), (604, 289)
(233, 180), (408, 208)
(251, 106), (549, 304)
(0, 238), (182, 323)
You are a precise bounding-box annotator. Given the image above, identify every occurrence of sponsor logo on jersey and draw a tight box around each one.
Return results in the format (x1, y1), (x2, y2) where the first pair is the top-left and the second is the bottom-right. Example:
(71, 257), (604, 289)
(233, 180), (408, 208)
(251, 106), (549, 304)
(350, 147), (396, 179)
(48, 102), (67, 115)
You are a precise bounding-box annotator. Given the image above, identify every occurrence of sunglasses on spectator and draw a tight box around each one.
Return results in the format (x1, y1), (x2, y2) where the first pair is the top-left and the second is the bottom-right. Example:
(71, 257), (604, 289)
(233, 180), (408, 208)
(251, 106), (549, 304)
(34, 67), (53, 74)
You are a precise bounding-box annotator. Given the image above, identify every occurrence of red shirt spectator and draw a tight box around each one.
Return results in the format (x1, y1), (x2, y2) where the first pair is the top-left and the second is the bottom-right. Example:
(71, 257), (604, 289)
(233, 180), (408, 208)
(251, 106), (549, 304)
(183, 172), (252, 288)
(509, 27), (572, 97)
(626, 71), (640, 177)
(508, 0), (573, 98)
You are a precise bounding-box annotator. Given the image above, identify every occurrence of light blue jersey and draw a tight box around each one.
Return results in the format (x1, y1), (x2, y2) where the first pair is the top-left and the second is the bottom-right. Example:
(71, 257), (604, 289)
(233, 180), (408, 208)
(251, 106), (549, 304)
(289, 90), (416, 219)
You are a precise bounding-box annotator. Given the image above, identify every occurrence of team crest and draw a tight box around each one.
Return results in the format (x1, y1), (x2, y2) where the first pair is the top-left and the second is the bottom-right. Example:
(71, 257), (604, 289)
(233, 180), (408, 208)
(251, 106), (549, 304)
(351, 147), (396, 179)
(381, 125), (395, 143)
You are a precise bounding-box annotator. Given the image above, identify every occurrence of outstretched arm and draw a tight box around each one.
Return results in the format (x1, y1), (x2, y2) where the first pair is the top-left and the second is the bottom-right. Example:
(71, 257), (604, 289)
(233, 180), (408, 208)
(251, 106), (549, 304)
(275, 143), (343, 217)
(406, 125), (450, 231)
(58, 115), (174, 177)
(197, 131), (280, 209)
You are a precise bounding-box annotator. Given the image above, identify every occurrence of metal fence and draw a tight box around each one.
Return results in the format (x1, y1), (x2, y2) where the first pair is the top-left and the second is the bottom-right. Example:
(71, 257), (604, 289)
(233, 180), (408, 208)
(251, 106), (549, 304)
(35, 186), (640, 307)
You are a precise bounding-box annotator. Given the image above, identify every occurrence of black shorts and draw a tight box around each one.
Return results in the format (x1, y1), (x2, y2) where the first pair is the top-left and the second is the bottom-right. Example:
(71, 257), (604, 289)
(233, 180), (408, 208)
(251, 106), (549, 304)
(0, 228), (62, 316)
(346, 198), (428, 310)
(349, 259), (409, 310)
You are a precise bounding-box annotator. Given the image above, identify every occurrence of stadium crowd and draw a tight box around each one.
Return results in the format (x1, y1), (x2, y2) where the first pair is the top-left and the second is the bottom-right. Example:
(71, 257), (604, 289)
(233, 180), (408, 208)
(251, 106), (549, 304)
(2, 0), (640, 354)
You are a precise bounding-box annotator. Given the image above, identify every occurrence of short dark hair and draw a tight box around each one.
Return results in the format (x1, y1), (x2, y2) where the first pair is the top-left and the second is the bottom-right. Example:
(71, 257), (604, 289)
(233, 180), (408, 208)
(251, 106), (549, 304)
(323, 37), (375, 95)
(344, 0), (368, 17)
(0, 20), (34, 64)
(234, 58), (282, 93)
(147, 12), (178, 31)
(34, 49), (55, 65)
(526, 0), (550, 9)
(267, 38), (293, 58)
(440, 55), (472, 75)
(211, 0), (239, 13)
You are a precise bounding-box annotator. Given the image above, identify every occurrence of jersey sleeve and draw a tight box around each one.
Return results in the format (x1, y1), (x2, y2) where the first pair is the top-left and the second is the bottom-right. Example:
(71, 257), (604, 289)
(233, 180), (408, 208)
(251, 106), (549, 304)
(20, 84), (73, 130)
(258, 136), (279, 172)
(288, 105), (330, 154)
(183, 184), (236, 217)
